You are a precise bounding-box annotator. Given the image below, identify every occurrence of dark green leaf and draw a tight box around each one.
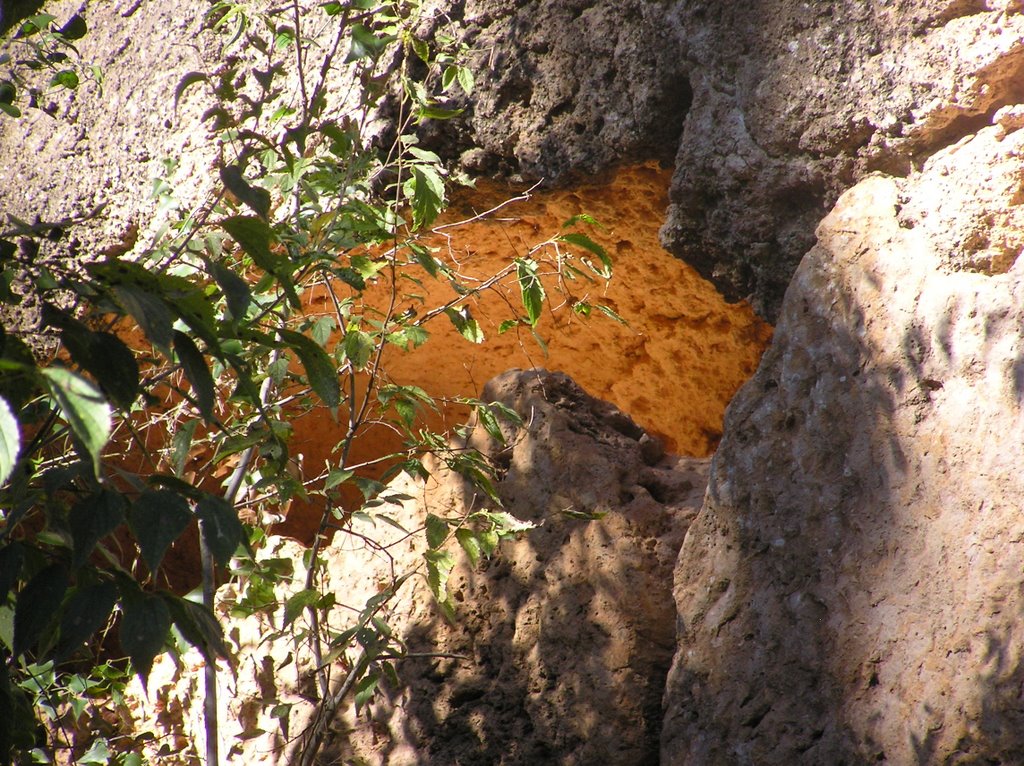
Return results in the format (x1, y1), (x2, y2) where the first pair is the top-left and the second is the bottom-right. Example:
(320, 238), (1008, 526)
(53, 311), (139, 408)
(409, 242), (438, 277)
(346, 24), (393, 62)
(54, 582), (117, 661)
(50, 70), (79, 90)
(220, 216), (279, 275)
(13, 564), (68, 656)
(195, 495), (245, 567)
(455, 528), (482, 567)
(69, 489), (127, 571)
(120, 592), (170, 688)
(0, 81), (16, 106)
(173, 331), (215, 422)
(208, 260), (251, 321)
(424, 514), (448, 550)
(130, 490), (193, 576)
(42, 368), (112, 476)
(0, 103), (21, 118)
(220, 164), (271, 220)
(0, 396), (18, 487)
(57, 14), (87, 40)
(596, 304), (627, 325)
(163, 594), (227, 661)
(406, 166), (445, 230)
(277, 329), (340, 408)
(112, 284), (174, 352)
(0, 544), (24, 602)
(171, 420), (198, 477)
(354, 671), (379, 709)
(283, 589), (319, 628)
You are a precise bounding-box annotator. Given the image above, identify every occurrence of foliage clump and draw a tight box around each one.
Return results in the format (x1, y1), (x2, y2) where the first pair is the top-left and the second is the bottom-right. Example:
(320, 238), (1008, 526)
(0, 2), (618, 762)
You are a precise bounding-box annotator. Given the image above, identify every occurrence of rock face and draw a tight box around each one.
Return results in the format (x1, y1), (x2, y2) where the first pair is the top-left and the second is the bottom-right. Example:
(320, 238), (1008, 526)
(662, 118), (1024, 764)
(132, 370), (707, 765)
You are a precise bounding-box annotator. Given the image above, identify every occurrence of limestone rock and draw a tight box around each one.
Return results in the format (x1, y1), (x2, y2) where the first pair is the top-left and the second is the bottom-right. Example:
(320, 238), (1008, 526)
(662, 119), (1024, 764)
(129, 370), (706, 765)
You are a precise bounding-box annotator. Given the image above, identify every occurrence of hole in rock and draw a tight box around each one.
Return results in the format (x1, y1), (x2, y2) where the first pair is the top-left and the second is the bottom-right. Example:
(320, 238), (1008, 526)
(276, 162), (773, 541)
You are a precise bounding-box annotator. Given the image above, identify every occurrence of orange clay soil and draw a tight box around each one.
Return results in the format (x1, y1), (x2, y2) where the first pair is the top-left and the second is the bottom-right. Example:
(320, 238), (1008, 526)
(278, 162), (772, 538)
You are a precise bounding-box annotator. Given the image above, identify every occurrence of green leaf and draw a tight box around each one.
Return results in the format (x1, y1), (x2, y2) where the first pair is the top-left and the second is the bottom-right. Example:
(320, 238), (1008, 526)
(208, 259), (251, 321)
(0, 395), (19, 487)
(416, 105), (464, 121)
(171, 419), (198, 477)
(220, 215), (279, 275)
(174, 71), (208, 111)
(346, 24), (393, 62)
(120, 592), (171, 688)
(405, 166), (445, 230)
(283, 589), (319, 628)
(50, 70), (79, 90)
(69, 490), (127, 571)
(66, 329), (139, 409)
(79, 737), (112, 765)
(475, 404), (506, 445)
(112, 284), (174, 352)
(409, 242), (439, 277)
(54, 582), (118, 662)
(173, 331), (215, 422)
(130, 490), (193, 576)
(324, 468), (353, 490)
(423, 549), (456, 618)
(343, 327), (374, 370)
(425, 514), (448, 549)
(596, 304), (627, 325)
(42, 368), (112, 477)
(277, 329), (340, 408)
(163, 594), (228, 661)
(57, 14), (88, 40)
(354, 671), (379, 709)
(457, 65), (475, 96)
(13, 564), (68, 656)
(455, 528), (482, 568)
(195, 495), (245, 568)
(516, 258), (545, 326)
(558, 232), (613, 278)
(0, 102), (20, 118)
(220, 164), (271, 220)
(444, 307), (483, 343)
(0, 544), (24, 602)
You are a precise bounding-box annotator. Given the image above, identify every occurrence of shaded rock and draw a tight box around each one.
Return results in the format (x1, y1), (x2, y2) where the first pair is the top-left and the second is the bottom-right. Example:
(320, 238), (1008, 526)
(129, 369), (707, 765)
(662, 118), (1024, 764)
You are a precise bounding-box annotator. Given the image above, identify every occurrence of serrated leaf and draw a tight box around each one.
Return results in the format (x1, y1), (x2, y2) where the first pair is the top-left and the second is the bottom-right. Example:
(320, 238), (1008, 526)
(457, 65), (474, 96)
(516, 258), (545, 327)
(42, 368), (111, 476)
(173, 331), (215, 421)
(69, 489), (127, 571)
(405, 165), (445, 230)
(277, 329), (340, 407)
(343, 328), (374, 370)
(130, 490), (193, 576)
(220, 164), (271, 220)
(475, 404), (506, 445)
(455, 528), (482, 567)
(423, 549), (455, 617)
(425, 514), (448, 550)
(283, 589), (319, 628)
(54, 582), (117, 662)
(13, 564), (68, 656)
(596, 304), (628, 325)
(346, 24), (392, 62)
(195, 495), (245, 568)
(0, 395), (18, 487)
(120, 592), (171, 688)
(409, 242), (438, 277)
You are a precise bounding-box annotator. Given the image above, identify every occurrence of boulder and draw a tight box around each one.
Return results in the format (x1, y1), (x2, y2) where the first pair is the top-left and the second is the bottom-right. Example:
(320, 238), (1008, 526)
(663, 117), (1024, 764)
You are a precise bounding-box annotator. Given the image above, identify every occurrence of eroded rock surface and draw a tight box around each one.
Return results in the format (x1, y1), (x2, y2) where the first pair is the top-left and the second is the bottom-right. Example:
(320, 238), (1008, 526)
(131, 370), (707, 765)
(663, 119), (1024, 764)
